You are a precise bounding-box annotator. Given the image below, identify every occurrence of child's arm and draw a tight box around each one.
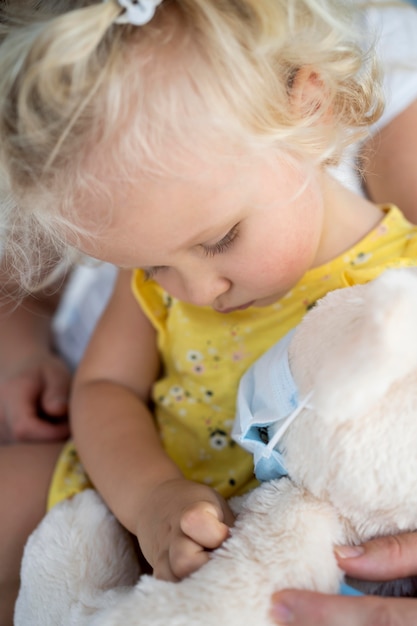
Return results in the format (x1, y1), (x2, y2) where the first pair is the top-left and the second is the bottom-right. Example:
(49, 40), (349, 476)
(71, 270), (234, 580)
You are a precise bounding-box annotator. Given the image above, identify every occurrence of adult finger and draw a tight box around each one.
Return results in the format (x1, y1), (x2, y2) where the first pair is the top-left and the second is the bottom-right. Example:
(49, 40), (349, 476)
(39, 359), (71, 416)
(270, 590), (417, 625)
(11, 410), (70, 442)
(7, 377), (70, 441)
(336, 533), (417, 581)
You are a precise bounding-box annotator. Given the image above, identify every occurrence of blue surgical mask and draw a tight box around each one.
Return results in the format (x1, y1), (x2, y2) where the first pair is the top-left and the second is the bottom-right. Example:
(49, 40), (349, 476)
(232, 329), (314, 481)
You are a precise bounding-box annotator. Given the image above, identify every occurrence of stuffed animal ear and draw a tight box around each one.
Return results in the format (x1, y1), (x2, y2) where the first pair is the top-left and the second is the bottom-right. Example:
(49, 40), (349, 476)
(313, 268), (417, 422)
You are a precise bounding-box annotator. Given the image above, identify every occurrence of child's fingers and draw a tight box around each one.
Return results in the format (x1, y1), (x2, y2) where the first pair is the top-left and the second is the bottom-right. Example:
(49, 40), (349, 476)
(270, 590), (417, 626)
(168, 535), (210, 580)
(152, 548), (180, 582)
(180, 501), (230, 549)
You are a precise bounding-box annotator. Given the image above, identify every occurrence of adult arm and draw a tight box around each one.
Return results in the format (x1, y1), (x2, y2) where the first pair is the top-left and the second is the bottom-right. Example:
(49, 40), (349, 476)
(361, 99), (417, 223)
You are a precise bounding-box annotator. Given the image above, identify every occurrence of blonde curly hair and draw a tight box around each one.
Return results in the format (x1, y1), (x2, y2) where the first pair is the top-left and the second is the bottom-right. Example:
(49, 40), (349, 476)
(0, 0), (383, 289)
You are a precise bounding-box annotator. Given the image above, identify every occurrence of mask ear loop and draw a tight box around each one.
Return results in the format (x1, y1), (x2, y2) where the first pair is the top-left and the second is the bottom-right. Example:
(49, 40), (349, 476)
(113, 0), (163, 26)
(265, 390), (314, 455)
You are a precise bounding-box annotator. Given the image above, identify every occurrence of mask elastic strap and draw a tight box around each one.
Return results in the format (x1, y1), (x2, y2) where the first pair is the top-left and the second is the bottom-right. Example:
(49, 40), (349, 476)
(265, 389), (314, 454)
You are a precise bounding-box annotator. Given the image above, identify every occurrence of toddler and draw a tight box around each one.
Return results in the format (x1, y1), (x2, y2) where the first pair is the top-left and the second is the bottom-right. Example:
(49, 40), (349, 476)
(1, 1), (417, 624)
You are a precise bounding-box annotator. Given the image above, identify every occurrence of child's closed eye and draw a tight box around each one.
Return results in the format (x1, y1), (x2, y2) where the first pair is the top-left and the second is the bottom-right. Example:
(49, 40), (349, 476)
(143, 224), (240, 280)
(201, 224), (240, 258)
(143, 266), (168, 281)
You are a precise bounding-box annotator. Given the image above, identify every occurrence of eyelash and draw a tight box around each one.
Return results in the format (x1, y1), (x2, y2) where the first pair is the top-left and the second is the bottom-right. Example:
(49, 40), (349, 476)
(202, 224), (240, 257)
(143, 224), (240, 281)
(143, 266), (167, 281)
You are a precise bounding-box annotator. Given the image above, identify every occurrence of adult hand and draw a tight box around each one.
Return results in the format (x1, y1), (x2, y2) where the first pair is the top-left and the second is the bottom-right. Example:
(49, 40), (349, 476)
(270, 533), (417, 625)
(137, 477), (235, 581)
(0, 351), (71, 443)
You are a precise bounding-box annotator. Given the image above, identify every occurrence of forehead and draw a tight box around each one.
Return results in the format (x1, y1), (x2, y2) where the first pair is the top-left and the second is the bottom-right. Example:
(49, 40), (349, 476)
(73, 141), (308, 268)
(74, 151), (261, 264)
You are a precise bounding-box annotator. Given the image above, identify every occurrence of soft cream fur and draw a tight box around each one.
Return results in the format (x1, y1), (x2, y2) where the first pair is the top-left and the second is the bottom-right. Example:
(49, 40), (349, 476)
(15, 268), (417, 626)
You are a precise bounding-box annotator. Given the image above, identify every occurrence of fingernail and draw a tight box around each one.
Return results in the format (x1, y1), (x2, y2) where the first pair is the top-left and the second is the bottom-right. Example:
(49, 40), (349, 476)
(335, 545), (364, 558)
(271, 602), (294, 624)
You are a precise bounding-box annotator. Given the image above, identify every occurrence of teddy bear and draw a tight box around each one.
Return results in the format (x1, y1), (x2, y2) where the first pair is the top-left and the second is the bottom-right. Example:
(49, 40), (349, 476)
(14, 267), (417, 626)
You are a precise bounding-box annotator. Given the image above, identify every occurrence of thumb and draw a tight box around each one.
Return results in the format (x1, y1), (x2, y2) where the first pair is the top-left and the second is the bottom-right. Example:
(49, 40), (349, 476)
(336, 533), (417, 581)
(39, 362), (71, 416)
(180, 501), (230, 549)
(270, 590), (417, 626)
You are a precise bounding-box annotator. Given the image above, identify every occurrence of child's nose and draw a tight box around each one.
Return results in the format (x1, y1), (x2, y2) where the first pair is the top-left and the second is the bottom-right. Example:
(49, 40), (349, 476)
(181, 271), (231, 307)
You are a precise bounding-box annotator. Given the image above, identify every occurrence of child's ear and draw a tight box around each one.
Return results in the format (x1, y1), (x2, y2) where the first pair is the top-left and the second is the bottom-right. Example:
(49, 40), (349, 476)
(290, 67), (332, 122)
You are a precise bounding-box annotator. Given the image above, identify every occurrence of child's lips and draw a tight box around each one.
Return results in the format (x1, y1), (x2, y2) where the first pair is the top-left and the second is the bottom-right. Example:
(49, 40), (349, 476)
(215, 300), (255, 314)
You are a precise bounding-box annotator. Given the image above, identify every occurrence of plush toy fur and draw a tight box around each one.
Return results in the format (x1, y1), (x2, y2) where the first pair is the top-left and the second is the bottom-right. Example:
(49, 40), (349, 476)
(15, 268), (417, 626)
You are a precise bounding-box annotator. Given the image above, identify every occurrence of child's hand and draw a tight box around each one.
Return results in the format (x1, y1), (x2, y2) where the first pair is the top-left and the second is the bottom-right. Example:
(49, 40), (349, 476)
(136, 477), (235, 581)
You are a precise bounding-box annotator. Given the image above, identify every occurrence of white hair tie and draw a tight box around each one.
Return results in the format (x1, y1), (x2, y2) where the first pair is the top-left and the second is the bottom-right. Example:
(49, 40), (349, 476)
(114, 0), (163, 26)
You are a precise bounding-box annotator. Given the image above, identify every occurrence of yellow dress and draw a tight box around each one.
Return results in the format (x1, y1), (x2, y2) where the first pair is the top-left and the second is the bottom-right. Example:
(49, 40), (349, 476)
(48, 206), (417, 509)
